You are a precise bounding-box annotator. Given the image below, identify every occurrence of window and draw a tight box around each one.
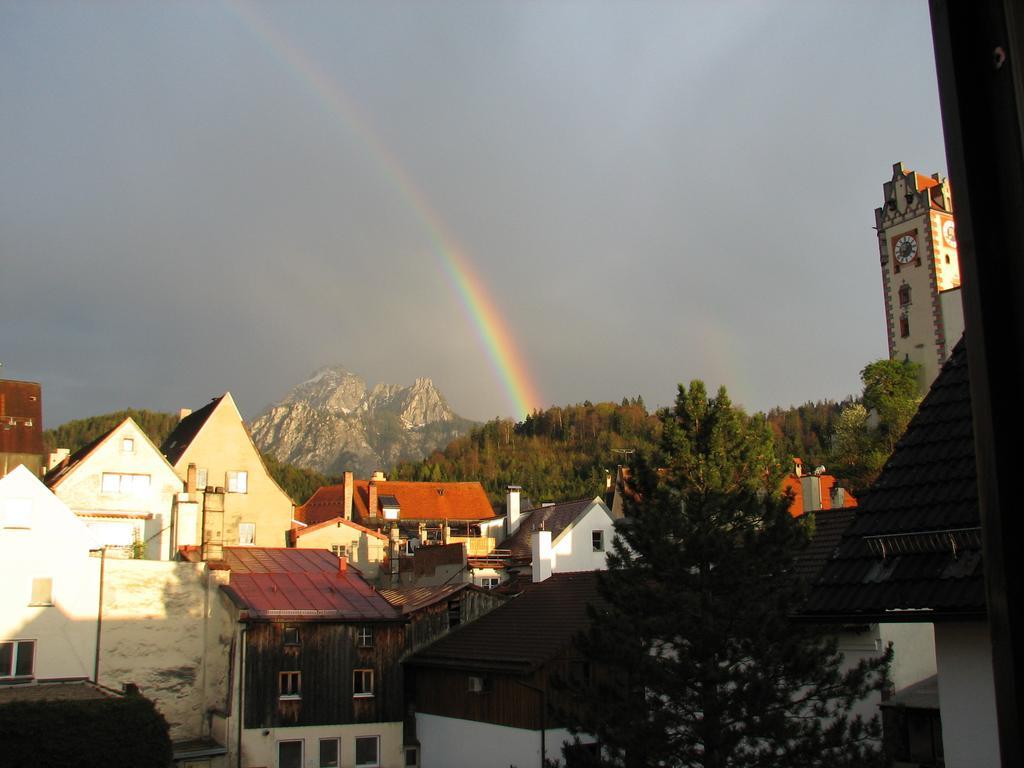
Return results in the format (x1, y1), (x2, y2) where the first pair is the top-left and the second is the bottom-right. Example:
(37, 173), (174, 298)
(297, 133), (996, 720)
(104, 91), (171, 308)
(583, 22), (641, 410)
(1, 640), (35, 678)
(238, 522), (255, 545)
(898, 284), (911, 307)
(120, 437), (135, 453)
(2, 498), (32, 529)
(283, 626), (300, 645)
(355, 736), (379, 768)
(480, 577), (500, 589)
(447, 598), (461, 628)
(319, 738), (340, 768)
(29, 578), (53, 606)
(353, 668), (374, 697)
(226, 470), (248, 493)
(404, 747), (419, 767)
(196, 468), (208, 490)
(592, 530), (605, 552)
(278, 740), (303, 768)
(101, 473), (151, 494)
(900, 314), (910, 338)
(467, 675), (491, 693)
(357, 626), (373, 648)
(279, 671), (301, 699)
(331, 544), (348, 559)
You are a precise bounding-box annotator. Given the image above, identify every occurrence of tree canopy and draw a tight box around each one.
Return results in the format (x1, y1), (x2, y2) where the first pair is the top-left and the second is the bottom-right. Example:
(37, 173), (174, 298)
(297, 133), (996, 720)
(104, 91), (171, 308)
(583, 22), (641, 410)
(565, 381), (889, 768)
(829, 359), (922, 494)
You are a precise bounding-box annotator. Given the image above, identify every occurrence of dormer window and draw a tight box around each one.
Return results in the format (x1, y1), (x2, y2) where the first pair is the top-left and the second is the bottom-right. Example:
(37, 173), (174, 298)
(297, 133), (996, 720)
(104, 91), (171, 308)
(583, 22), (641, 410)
(380, 495), (400, 521)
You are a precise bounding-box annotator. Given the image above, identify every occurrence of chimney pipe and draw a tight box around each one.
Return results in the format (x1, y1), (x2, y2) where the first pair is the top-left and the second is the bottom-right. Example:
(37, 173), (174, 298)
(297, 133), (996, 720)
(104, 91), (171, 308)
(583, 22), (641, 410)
(343, 471), (354, 521)
(368, 480), (379, 519)
(338, 555), (348, 573)
(532, 529), (552, 583)
(507, 485), (522, 536)
(186, 463), (197, 495)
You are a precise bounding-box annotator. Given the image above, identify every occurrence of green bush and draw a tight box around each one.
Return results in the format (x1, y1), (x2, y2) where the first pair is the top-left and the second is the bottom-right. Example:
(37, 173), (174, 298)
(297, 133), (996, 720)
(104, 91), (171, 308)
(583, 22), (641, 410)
(0, 693), (172, 768)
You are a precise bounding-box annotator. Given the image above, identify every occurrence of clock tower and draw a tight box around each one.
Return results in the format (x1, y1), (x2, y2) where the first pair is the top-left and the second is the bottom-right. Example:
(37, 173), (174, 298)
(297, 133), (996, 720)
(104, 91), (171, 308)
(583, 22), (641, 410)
(875, 162), (963, 393)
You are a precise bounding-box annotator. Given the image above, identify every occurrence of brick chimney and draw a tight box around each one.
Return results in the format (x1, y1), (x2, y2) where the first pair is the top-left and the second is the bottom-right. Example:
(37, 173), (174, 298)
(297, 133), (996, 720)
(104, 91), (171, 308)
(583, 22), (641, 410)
(507, 485), (522, 536)
(186, 463), (197, 495)
(343, 471), (354, 521)
(368, 479), (379, 519)
(338, 555), (348, 573)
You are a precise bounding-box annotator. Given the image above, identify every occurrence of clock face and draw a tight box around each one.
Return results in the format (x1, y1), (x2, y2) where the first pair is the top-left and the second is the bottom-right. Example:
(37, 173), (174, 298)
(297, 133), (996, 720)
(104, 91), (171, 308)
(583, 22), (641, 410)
(943, 220), (957, 246)
(895, 235), (918, 264)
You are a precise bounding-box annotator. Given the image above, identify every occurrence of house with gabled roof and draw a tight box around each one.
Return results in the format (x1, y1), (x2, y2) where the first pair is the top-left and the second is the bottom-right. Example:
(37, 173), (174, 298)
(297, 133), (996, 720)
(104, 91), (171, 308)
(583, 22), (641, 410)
(405, 571), (602, 768)
(297, 471), (498, 584)
(801, 339), (998, 768)
(1, 465), (100, 684)
(497, 496), (616, 585)
(289, 514), (389, 580)
(45, 417), (183, 559)
(161, 393), (294, 559)
(214, 545), (501, 768)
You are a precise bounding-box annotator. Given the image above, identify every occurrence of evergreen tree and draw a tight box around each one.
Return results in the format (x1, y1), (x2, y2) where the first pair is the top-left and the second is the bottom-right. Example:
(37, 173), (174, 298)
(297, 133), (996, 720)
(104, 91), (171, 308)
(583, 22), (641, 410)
(566, 382), (889, 768)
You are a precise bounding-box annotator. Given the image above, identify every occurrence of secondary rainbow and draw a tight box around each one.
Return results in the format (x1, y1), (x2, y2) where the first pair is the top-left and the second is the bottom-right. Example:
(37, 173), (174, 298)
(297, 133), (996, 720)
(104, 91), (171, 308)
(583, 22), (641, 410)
(227, 0), (542, 417)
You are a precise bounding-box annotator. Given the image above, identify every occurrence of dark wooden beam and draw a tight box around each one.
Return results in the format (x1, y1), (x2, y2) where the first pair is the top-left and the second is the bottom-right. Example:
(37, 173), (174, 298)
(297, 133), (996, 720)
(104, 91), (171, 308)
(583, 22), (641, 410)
(929, 1), (1024, 764)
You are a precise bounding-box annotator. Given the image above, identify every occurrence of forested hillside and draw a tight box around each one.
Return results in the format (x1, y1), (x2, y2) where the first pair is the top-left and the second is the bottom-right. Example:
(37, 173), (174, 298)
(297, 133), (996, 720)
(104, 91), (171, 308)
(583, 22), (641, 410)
(764, 399), (849, 470)
(391, 399), (662, 507)
(44, 410), (180, 455)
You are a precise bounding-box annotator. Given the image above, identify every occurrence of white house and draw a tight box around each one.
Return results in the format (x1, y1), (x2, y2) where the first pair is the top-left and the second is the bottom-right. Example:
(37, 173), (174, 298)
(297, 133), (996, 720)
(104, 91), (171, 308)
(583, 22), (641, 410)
(45, 417), (183, 559)
(0, 465), (100, 683)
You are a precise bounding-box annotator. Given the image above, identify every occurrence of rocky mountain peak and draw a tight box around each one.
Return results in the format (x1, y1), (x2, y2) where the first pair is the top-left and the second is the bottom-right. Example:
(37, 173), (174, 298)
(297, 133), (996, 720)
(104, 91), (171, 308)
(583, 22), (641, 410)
(250, 367), (470, 476)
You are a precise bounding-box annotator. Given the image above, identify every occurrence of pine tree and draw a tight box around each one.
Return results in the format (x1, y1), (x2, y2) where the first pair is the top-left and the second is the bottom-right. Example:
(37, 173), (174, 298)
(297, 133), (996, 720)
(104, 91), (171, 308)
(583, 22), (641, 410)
(566, 382), (889, 768)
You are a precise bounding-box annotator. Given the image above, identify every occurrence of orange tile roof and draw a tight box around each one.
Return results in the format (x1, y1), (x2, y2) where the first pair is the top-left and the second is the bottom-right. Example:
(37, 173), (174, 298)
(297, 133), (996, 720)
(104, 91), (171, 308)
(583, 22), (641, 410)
(781, 472), (857, 518)
(298, 479), (496, 524)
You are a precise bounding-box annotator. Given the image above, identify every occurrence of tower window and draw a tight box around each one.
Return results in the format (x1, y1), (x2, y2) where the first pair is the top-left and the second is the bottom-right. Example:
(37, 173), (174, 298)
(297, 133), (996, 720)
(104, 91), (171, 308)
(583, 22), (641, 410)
(900, 315), (910, 338)
(898, 285), (911, 307)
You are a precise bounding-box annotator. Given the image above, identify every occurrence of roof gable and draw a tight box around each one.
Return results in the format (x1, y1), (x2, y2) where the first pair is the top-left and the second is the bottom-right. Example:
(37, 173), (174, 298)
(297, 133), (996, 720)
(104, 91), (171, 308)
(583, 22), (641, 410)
(500, 497), (609, 559)
(803, 338), (984, 620)
(45, 417), (178, 489)
(161, 396), (225, 466)
(300, 478), (495, 524)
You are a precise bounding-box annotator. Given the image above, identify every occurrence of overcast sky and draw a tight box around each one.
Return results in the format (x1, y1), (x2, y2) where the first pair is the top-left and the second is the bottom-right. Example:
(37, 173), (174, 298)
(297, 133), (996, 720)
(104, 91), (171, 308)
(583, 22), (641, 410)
(1, 0), (949, 427)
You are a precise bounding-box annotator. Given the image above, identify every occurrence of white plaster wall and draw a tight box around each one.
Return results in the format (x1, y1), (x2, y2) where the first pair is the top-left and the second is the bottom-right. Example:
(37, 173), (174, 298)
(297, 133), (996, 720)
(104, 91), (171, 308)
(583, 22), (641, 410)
(549, 501), (614, 574)
(416, 713), (593, 768)
(881, 622), (936, 691)
(239, 722), (404, 768)
(941, 287), (965, 349)
(934, 621), (1002, 768)
(0, 467), (100, 681)
(99, 559), (232, 743)
(52, 419), (182, 559)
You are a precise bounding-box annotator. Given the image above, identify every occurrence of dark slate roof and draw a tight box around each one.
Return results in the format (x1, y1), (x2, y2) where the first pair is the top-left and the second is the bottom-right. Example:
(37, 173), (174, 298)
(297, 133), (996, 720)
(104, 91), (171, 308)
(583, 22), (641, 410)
(793, 507), (858, 583)
(406, 571), (601, 674)
(161, 396), (223, 465)
(802, 339), (985, 622)
(499, 498), (594, 559)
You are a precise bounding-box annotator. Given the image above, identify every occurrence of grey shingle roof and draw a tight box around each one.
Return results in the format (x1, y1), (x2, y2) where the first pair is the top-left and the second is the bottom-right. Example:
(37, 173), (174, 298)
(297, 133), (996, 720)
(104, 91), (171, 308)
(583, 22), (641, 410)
(802, 338), (985, 621)
(499, 498), (593, 559)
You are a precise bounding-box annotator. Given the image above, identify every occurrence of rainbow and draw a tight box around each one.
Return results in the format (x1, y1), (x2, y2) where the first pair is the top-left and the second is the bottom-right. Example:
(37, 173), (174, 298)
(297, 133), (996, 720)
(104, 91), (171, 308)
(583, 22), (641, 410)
(226, 0), (543, 417)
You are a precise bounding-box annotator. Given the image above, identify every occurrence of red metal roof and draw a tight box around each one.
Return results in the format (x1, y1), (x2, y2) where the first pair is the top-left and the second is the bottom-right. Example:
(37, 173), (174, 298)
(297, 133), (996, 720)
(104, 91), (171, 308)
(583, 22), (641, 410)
(222, 546), (341, 573)
(221, 547), (399, 620)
